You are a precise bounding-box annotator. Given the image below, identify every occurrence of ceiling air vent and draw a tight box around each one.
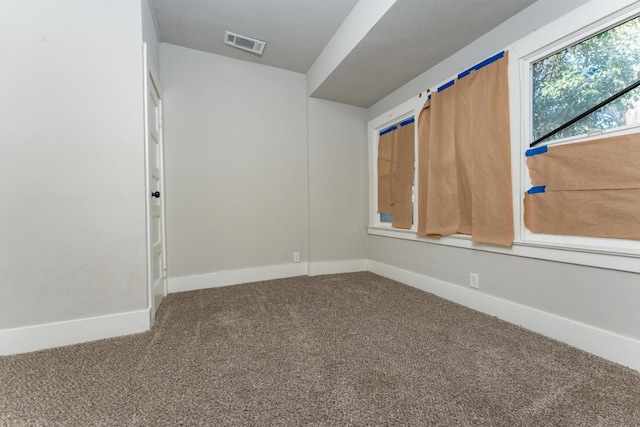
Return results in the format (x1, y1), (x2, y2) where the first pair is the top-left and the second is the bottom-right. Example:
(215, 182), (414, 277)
(224, 31), (266, 56)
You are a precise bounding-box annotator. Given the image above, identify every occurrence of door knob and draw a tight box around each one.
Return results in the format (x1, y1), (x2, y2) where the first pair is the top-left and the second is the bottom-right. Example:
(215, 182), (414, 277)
(151, 191), (160, 198)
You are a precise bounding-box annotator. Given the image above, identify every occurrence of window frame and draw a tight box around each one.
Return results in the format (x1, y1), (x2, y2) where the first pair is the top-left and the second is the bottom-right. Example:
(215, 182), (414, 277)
(368, 99), (419, 230)
(528, 14), (640, 145)
(518, 4), (640, 258)
(367, 0), (640, 274)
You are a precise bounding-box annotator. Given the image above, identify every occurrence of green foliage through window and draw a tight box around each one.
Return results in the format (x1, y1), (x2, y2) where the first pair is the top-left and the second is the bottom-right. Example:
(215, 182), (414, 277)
(532, 15), (640, 142)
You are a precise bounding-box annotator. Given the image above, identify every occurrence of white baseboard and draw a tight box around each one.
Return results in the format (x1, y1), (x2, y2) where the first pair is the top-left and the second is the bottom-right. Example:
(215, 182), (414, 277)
(6, 260), (637, 372)
(0, 308), (150, 356)
(367, 260), (640, 372)
(168, 262), (308, 294)
(308, 259), (368, 276)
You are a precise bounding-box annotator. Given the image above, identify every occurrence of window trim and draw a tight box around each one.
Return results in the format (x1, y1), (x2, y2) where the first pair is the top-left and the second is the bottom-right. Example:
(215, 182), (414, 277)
(368, 0), (640, 274)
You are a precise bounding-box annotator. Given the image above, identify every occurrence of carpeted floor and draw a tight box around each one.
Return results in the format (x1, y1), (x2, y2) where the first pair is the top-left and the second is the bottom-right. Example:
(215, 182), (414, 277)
(1, 272), (639, 426)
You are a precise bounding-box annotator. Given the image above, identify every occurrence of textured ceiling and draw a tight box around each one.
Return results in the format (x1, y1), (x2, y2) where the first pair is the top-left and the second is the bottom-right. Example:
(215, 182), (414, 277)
(150, 0), (359, 74)
(151, 0), (538, 107)
(311, 0), (538, 107)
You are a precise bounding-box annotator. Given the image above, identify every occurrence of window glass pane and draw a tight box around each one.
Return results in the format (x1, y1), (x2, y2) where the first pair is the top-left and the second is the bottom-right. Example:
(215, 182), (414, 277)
(380, 212), (393, 223)
(532, 16), (640, 142)
(559, 86), (640, 138)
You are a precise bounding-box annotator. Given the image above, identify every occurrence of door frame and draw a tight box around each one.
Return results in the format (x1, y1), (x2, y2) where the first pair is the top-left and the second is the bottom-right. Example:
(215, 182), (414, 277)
(143, 42), (168, 325)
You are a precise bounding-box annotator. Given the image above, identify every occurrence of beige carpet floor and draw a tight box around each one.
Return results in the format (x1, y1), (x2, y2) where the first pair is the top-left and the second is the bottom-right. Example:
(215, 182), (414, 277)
(1, 272), (639, 426)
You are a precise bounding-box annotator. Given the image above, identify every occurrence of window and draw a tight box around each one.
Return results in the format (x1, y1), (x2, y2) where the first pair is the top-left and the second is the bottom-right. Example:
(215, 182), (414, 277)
(371, 52), (513, 246)
(376, 117), (415, 229)
(367, 1), (640, 273)
(531, 15), (640, 144)
(522, 9), (640, 247)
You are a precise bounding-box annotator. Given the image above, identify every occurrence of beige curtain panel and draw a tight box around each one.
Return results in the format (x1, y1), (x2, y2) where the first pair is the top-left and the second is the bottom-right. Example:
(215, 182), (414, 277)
(454, 76), (473, 235)
(527, 134), (640, 190)
(417, 53), (514, 246)
(377, 122), (415, 229)
(417, 101), (431, 237)
(467, 55), (513, 246)
(424, 80), (460, 236)
(392, 121), (415, 229)
(377, 129), (395, 213)
(524, 189), (640, 240)
(525, 133), (640, 240)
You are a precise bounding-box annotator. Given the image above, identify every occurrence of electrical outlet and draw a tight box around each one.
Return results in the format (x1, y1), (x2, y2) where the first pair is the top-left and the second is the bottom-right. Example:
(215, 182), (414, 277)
(293, 251), (300, 263)
(470, 273), (480, 289)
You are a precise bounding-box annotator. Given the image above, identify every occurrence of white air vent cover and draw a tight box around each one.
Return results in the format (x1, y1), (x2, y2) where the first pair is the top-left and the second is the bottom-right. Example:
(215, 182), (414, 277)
(224, 31), (266, 55)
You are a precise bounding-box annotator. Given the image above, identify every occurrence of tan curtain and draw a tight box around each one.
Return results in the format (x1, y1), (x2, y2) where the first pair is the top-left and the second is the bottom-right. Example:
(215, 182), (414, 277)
(417, 53), (514, 246)
(377, 123), (415, 229)
(392, 121), (415, 229)
(524, 190), (640, 240)
(525, 133), (640, 240)
(377, 129), (395, 213)
(468, 55), (514, 246)
(424, 82), (460, 236)
(455, 77), (473, 235)
(417, 101), (431, 236)
(527, 134), (640, 190)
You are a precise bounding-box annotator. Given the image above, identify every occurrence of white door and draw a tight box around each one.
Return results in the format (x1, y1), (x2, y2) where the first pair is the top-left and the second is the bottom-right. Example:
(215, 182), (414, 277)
(144, 45), (167, 321)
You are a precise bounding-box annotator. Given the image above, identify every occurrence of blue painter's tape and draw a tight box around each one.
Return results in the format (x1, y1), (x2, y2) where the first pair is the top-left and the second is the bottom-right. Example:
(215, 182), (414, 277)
(437, 80), (455, 92)
(525, 145), (548, 157)
(527, 185), (546, 194)
(428, 94), (432, 100)
(400, 117), (415, 127)
(473, 51), (505, 70)
(457, 69), (472, 79)
(379, 125), (397, 136)
(458, 51), (505, 79)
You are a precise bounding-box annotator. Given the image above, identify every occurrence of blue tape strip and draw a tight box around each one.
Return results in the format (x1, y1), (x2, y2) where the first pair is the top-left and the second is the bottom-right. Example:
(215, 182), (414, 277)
(400, 117), (415, 127)
(428, 94), (432, 100)
(458, 67), (473, 79)
(458, 51), (505, 79)
(437, 80), (455, 92)
(379, 125), (397, 136)
(525, 145), (548, 157)
(527, 185), (546, 194)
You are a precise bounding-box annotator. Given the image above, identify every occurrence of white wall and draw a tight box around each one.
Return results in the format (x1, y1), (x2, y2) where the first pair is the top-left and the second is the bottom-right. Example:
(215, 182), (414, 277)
(161, 43), (309, 279)
(5, 0), (624, 361)
(0, 1), (147, 331)
(141, 0), (161, 83)
(366, 0), (640, 367)
(368, 237), (640, 340)
(308, 98), (368, 266)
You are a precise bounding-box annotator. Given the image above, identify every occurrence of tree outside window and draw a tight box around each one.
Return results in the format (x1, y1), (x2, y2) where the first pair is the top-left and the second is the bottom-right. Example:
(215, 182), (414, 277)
(532, 16), (640, 142)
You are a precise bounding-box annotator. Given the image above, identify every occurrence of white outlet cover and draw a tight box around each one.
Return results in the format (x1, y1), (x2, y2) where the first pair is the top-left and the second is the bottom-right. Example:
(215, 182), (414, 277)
(470, 273), (480, 289)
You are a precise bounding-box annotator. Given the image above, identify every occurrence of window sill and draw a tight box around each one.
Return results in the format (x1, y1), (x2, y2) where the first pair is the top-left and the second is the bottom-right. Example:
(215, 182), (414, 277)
(368, 226), (640, 274)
